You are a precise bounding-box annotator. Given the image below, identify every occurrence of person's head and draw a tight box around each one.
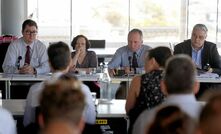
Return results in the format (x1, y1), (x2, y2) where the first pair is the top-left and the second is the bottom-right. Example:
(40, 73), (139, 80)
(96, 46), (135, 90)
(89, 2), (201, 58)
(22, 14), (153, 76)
(22, 19), (38, 44)
(38, 79), (85, 131)
(161, 54), (199, 95)
(145, 46), (172, 72)
(199, 92), (221, 134)
(191, 24), (208, 50)
(71, 35), (91, 51)
(41, 118), (80, 134)
(47, 41), (71, 72)
(127, 28), (143, 52)
(147, 105), (197, 134)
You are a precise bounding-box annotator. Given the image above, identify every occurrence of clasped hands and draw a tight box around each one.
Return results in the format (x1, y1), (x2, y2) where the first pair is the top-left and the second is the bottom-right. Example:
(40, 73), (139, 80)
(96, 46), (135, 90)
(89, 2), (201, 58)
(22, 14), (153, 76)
(19, 64), (35, 74)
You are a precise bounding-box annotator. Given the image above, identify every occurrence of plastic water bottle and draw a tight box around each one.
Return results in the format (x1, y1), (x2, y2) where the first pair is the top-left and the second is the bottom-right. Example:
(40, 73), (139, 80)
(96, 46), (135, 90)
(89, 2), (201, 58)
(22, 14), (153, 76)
(99, 63), (112, 102)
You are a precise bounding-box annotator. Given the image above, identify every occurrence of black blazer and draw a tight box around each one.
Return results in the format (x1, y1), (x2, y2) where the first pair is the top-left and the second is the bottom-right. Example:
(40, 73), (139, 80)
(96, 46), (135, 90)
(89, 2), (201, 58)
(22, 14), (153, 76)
(174, 39), (221, 75)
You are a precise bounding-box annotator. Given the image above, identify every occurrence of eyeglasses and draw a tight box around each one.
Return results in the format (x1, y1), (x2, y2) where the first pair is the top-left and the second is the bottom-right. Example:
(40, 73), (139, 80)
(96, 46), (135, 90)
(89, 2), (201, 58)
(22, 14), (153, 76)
(24, 31), (38, 35)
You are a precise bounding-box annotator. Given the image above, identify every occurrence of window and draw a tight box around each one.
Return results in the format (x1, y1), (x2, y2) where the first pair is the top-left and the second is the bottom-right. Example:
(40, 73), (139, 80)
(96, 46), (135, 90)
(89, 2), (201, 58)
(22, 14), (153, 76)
(28, 0), (221, 53)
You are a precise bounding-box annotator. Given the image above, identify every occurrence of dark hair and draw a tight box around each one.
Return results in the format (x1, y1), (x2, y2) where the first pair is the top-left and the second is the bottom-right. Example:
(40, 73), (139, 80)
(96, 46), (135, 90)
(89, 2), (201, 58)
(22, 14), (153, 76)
(71, 35), (91, 50)
(200, 92), (221, 123)
(47, 41), (71, 70)
(148, 46), (172, 67)
(164, 54), (196, 94)
(22, 19), (38, 32)
(39, 79), (85, 125)
(199, 92), (221, 134)
(147, 105), (196, 134)
(128, 28), (143, 39)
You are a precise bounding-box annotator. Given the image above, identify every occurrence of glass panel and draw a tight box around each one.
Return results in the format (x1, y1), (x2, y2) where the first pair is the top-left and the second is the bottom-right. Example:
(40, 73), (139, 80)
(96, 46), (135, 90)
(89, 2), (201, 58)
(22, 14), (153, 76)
(27, 0), (71, 45)
(130, 0), (182, 47)
(188, 0), (217, 43)
(71, 0), (128, 51)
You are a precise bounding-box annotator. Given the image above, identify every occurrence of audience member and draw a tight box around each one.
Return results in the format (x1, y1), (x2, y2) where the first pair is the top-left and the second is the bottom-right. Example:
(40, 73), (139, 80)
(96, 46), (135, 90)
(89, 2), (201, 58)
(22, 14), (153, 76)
(125, 46), (172, 134)
(38, 79), (85, 133)
(108, 28), (151, 76)
(23, 41), (96, 127)
(199, 92), (221, 134)
(69, 35), (98, 74)
(41, 119), (80, 134)
(147, 105), (197, 134)
(133, 54), (203, 134)
(2, 19), (50, 74)
(0, 108), (17, 134)
(174, 24), (221, 75)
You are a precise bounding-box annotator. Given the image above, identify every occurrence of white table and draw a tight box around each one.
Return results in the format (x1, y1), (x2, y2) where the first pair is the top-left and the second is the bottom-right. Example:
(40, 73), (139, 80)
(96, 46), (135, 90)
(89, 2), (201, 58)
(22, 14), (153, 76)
(1, 73), (221, 99)
(96, 99), (126, 118)
(2, 99), (25, 116)
(2, 99), (127, 118)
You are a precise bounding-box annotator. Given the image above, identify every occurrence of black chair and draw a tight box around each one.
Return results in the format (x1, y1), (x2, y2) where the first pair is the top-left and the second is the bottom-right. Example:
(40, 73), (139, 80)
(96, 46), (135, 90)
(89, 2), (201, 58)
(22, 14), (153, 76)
(89, 40), (105, 49)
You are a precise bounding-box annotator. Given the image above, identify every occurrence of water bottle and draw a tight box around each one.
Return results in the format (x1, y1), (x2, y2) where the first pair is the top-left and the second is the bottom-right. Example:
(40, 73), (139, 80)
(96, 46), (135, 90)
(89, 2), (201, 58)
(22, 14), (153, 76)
(99, 63), (112, 102)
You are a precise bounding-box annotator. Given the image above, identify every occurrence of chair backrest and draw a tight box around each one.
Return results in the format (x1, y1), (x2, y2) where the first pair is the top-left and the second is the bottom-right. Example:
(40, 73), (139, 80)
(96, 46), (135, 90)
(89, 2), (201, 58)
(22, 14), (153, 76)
(0, 35), (18, 72)
(89, 40), (105, 49)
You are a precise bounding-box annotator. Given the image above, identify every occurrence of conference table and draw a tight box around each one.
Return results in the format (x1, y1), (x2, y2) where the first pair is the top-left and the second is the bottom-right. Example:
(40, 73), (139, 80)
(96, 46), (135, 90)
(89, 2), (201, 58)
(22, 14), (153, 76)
(1, 73), (221, 99)
(1, 99), (128, 133)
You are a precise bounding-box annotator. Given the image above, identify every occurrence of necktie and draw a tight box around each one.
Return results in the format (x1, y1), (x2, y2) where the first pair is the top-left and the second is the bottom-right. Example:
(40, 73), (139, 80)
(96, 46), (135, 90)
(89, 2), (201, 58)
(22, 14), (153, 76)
(132, 52), (138, 68)
(25, 46), (30, 64)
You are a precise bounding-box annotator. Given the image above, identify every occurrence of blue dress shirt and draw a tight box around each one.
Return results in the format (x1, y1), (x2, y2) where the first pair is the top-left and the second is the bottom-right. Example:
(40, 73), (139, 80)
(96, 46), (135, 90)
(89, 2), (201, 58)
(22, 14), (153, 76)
(108, 45), (151, 73)
(191, 46), (203, 69)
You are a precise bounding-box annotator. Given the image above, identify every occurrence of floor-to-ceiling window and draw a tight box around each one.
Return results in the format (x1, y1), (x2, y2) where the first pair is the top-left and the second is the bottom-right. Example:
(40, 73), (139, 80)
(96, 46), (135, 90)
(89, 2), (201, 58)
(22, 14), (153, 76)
(27, 0), (221, 52)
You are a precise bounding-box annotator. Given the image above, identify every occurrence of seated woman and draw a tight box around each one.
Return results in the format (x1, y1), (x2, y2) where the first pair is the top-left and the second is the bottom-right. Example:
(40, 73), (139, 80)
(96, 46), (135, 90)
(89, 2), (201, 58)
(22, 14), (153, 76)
(69, 35), (100, 97)
(69, 35), (98, 74)
(125, 46), (172, 134)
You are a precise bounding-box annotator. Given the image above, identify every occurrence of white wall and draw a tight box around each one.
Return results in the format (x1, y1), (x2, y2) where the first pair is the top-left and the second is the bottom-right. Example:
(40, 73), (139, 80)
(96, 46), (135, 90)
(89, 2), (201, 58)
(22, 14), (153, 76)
(1, 0), (26, 36)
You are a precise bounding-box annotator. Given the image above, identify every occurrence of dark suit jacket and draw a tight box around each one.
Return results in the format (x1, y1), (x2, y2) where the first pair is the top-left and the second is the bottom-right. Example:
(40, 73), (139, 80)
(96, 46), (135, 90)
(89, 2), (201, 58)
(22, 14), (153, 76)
(174, 39), (221, 75)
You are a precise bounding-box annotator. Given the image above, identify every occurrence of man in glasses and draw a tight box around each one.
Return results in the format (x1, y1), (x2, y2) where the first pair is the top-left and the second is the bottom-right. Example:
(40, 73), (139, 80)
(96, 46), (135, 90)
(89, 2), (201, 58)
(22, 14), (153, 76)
(2, 19), (50, 74)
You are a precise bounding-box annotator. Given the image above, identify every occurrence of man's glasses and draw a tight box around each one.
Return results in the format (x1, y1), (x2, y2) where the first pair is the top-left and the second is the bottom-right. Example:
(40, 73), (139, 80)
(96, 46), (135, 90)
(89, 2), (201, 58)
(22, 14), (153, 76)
(24, 31), (38, 35)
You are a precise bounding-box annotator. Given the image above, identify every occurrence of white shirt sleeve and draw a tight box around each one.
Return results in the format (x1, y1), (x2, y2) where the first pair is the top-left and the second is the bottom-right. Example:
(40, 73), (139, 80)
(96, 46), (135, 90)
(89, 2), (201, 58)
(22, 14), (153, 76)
(80, 84), (96, 124)
(0, 108), (17, 134)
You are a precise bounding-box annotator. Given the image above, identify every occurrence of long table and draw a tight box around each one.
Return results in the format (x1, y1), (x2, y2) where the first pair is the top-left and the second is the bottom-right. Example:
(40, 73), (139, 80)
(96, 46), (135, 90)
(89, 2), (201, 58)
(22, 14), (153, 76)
(1, 99), (127, 118)
(1, 73), (221, 99)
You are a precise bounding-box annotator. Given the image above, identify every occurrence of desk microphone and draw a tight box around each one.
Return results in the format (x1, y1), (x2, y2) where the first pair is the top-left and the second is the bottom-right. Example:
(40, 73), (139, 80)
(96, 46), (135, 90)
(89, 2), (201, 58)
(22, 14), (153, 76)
(128, 56), (132, 71)
(17, 56), (22, 69)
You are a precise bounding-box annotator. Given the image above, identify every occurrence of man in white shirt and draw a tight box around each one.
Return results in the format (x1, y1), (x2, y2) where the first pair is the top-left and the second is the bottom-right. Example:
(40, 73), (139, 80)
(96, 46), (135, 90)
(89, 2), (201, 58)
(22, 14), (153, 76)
(133, 55), (204, 134)
(2, 19), (50, 74)
(23, 41), (96, 127)
(0, 108), (17, 134)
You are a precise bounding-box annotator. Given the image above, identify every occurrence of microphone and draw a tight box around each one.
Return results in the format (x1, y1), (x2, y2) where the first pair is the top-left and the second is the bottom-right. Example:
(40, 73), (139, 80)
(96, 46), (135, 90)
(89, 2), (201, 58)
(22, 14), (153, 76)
(17, 56), (22, 69)
(128, 56), (132, 71)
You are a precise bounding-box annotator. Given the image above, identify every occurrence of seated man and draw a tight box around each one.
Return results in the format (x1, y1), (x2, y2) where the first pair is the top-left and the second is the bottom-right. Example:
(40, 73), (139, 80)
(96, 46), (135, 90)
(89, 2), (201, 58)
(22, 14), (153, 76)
(23, 42), (96, 127)
(174, 24), (221, 75)
(108, 28), (151, 76)
(38, 79), (85, 134)
(2, 19), (50, 74)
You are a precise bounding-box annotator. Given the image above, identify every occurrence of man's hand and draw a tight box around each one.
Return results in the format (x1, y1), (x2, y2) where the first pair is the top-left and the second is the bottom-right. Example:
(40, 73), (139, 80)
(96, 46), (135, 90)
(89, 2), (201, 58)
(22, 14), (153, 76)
(19, 64), (35, 74)
(108, 69), (116, 77)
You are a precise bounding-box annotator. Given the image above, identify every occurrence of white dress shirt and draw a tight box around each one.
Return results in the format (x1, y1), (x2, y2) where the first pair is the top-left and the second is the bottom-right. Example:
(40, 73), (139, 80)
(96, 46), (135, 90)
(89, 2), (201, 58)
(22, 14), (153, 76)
(23, 72), (96, 126)
(133, 94), (205, 134)
(2, 37), (50, 74)
(0, 108), (17, 134)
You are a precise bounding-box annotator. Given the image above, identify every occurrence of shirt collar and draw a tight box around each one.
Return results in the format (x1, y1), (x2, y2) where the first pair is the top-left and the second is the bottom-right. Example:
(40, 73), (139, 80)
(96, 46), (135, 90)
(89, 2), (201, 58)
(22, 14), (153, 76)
(127, 45), (143, 55)
(22, 37), (34, 50)
(191, 44), (204, 52)
(165, 94), (197, 103)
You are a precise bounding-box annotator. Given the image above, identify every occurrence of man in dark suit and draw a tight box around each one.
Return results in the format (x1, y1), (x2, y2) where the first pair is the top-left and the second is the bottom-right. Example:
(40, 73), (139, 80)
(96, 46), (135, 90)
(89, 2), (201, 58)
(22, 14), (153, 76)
(174, 24), (221, 75)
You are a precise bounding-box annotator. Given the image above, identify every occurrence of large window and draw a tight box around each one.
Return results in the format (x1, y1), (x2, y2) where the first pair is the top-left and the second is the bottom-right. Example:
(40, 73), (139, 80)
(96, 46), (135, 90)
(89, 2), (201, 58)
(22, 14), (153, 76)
(28, 0), (221, 52)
